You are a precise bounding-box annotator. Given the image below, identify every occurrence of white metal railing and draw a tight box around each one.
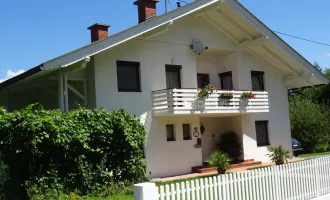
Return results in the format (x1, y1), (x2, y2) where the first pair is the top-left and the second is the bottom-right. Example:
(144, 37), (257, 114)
(152, 89), (269, 115)
(134, 156), (330, 200)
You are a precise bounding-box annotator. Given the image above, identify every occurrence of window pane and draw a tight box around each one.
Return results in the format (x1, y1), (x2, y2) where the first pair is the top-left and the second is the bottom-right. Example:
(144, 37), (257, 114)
(219, 72), (233, 90)
(197, 74), (210, 88)
(117, 62), (140, 91)
(182, 124), (191, 140)
(166, 125), (175, 141)
(251, 71), (264, 91)
(255, 121), (269, 146)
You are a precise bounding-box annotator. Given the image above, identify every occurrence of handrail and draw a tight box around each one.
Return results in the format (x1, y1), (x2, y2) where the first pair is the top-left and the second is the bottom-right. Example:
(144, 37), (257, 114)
(152, 88), (268, 93)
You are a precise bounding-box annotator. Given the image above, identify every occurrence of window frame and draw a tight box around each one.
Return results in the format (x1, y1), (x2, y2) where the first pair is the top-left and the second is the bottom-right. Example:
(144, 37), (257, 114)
(116, 60), (141, 92)
(255, 120), (270, 147)
(218, 71), (233, 90)
(182, 124), (192, 140)
(165, 65), (182, 89)
(251, 71), (265, 91)
(197, 73), (210, 88)
(166, 124), (176, 142)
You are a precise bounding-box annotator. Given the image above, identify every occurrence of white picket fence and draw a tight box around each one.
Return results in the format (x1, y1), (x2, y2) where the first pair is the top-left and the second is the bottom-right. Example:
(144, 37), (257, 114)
(134, 156), (330, 200)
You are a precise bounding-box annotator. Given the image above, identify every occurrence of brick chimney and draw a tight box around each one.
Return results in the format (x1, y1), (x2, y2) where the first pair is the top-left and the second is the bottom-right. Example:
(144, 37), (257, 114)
(87, 23), (111, 43)
(134, 0), (159, 23)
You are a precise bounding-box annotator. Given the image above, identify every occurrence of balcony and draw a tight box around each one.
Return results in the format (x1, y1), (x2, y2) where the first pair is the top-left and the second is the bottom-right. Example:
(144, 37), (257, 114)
(152, 89), (269, 116)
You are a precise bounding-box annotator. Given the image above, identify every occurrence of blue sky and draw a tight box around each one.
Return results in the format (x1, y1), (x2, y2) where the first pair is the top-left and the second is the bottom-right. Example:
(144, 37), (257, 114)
(1, 0), (330, 81)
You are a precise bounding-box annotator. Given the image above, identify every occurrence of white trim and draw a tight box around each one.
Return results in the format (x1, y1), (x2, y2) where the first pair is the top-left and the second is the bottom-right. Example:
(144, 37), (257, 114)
(224, 0), (329, 84)
(238, 36), (269, 50)
(42, 0), (219, 70)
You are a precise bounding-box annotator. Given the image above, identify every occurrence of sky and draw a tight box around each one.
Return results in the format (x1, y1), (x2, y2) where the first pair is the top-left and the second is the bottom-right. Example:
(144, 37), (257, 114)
(1, 0), (330, 82)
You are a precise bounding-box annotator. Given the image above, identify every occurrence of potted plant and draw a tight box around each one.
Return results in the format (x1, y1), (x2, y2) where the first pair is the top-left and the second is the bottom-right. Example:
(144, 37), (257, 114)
(197, 84), (215, 99)
(240, 92), (256, 100)
(266, 145), (291, 165)
(206, 151), (231, 174)
(220, 92), (234, 99)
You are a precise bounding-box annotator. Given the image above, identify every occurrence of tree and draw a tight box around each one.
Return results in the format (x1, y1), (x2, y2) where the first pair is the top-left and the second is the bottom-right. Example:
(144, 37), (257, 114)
(289, 96), (330, 153)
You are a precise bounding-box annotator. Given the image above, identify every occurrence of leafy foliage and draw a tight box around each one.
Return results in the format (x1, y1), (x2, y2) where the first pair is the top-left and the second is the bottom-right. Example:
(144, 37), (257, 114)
(197, 84), (215, 99)
(206, 151), (231, 170)
(267, 146), (291, 165)
(0, 104), (147, 199)
(216, 132), (242, 163)
(220, 92), (233, 99)
(240, 92), (255, 100)
(289, 97), (330, 153)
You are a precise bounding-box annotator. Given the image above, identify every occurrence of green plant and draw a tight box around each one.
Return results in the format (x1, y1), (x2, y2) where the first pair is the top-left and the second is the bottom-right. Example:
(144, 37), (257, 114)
(240, 92), (255, 100)
(206, 151), (231, 173)
(266, 146), (291, 165)
(216, 132), (242, 163)
(220, 92), (233, 99)
(0, 104), (147, 199)
(197, 84), (215, 99)
(289, 97), (330, 153)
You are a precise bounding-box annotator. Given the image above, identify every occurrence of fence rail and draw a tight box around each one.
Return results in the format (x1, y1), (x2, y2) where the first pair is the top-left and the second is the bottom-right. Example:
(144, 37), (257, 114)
(134, 156), (330, 200)
(152, 89), (269, 116)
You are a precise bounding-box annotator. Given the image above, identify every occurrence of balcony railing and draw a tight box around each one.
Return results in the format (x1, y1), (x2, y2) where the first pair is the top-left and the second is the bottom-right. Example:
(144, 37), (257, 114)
(152, 89), (269, 116)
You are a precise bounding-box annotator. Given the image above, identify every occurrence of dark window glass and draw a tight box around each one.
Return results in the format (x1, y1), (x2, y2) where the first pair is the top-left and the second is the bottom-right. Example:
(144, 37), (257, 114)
(197, 73), (210, 88)
(255, 121), (270, 146)
(117, 61), (141, 92)
(251, 71), (265, 91)
(166, 65), (182, 89)
(166, 125), (175, 142)
(182, 124), (191, 140)
(219, 72), (233, 90)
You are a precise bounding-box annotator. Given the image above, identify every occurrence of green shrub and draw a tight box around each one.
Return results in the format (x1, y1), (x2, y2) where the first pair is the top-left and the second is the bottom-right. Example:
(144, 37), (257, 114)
(216, 132), (242, 163)
(206, 151), (231, 172)
(0, 104), (147, 199)
(289, 97), (330, 153)
(266, 145), (291, 165)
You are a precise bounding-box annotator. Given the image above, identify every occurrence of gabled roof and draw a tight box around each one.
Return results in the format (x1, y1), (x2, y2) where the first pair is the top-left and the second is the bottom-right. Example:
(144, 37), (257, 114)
(0, 0), (328, 90)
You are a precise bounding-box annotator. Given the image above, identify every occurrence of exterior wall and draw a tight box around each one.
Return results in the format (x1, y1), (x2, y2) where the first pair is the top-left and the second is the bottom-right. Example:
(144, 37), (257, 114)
(236, 52), (292, 161)
(86, 57), (97, 109)
(146, 116), (202, 178)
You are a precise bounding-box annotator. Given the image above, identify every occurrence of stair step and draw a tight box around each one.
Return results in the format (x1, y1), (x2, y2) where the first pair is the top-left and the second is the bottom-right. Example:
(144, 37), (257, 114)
(230, 161), (262, 169)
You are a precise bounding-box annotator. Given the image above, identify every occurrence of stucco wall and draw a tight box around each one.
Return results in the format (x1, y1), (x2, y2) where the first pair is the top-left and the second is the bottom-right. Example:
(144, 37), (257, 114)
(146, 116), (202, 178)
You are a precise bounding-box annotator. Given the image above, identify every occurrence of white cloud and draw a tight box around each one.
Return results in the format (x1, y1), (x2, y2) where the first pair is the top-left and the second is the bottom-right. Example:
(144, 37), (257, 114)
(0, 69), (25, 83)
(326, 53), (330, 57)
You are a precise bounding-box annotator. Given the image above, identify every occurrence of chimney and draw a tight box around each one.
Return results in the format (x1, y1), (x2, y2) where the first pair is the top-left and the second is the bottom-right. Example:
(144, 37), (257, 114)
(87, 23), (111, 43)
(134, 0), (159, 23)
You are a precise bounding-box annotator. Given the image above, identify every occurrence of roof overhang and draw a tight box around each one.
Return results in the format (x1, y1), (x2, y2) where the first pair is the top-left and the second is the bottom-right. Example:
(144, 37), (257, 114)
(0, 0), (328, 90)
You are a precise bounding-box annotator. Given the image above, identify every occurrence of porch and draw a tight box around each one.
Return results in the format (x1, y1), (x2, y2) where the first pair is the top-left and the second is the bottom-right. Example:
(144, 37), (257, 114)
(152, 89), (269, 116)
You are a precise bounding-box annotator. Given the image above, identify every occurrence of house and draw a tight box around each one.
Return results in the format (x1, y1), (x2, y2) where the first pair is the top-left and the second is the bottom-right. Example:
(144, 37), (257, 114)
(0, 0), (328, 178)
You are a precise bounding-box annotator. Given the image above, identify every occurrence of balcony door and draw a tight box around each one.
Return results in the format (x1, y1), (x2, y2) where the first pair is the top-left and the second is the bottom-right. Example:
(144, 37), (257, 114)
(165, 65), (182, 89)
(219, 72), (233, 90)
(197, 73), (210, 88)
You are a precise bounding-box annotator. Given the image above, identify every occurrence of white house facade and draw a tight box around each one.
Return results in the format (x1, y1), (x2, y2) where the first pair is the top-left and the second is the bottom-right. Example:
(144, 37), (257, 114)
(0, 0), (328, 178)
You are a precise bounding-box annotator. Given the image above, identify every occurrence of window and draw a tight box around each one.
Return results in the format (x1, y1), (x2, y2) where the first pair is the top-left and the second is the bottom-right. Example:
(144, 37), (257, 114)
(255, 121), (269, 146)
(182, 124), (191, 140)
(251, 71), (265, 91)
(219, 72), (233, 90)
(197, 73), (210, 88)
(116, 61), (141, 92)
(166, 125), (176, 142)
(166, 65), (182, 89)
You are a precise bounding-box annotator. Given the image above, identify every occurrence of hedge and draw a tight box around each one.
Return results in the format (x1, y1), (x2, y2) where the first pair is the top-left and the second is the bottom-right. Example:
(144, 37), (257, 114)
(0, 104), (147, 199)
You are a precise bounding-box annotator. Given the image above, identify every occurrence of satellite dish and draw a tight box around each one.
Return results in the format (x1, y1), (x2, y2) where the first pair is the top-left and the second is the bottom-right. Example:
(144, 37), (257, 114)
(190, 38), (208, 55)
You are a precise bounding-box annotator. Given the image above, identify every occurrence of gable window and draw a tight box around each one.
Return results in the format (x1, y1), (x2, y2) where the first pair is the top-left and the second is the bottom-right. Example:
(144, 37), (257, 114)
(182, 124), (191, 140)
(251, 71), (265, 91)
(166, 124), (176, 142)
(255, 121), (270, 147)
(197, 73), (210, 88)
(116, 61), (141, 92)
(219, 72), (233, 90)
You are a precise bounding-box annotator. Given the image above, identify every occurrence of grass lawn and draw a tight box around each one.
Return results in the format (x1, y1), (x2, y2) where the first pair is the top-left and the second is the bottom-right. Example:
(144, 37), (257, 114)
(247, 165), (272, 170)
(298, 151), (330, 158)
(83, 194), (134, 200)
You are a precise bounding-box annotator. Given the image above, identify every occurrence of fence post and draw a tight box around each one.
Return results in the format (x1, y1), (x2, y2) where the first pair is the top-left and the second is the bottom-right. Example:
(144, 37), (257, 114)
(314, 158), (321, 197)
(134, 182), (158, 200)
